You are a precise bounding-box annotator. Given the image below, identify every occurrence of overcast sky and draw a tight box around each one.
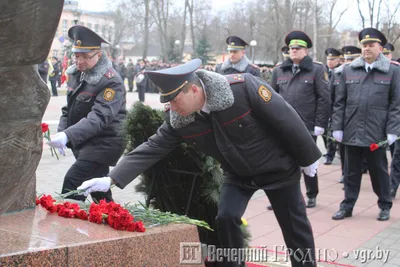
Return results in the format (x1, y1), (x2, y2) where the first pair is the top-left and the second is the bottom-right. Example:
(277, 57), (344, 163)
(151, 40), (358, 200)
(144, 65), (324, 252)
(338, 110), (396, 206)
(77, 0), (397, 31)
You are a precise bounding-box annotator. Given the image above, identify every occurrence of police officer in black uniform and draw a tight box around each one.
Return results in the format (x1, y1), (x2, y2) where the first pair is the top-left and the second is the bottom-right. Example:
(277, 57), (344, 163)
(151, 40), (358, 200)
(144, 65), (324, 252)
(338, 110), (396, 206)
(332, 28), (400, 221)
(78, 58), (321, 267)
(269, 31), (330, 208)
(323, 48), (342, 165)
(47, 25), (127, 202)
(281, 46), (290, 60)
(216, 36), (261, 77)
(332, 46), (361, 183)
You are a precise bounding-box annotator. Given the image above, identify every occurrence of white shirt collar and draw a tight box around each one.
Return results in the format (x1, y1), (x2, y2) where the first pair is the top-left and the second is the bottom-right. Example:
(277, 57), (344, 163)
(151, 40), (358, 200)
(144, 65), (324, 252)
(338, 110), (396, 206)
(365, 61), (375, 72)
(199, 79), (210, 114)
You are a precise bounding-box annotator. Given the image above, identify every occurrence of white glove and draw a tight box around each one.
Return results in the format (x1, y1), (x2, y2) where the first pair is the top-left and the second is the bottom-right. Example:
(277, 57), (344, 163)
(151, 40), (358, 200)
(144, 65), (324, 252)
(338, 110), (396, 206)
(333, 130), (343, 142)
(58, 147), (65, 156)
(387, 134), (397, 146)
(313, 126), (325, 136)
(77, 177), (112, 196)
(302, 160), (319, 177)
(47, 132), (68, 148)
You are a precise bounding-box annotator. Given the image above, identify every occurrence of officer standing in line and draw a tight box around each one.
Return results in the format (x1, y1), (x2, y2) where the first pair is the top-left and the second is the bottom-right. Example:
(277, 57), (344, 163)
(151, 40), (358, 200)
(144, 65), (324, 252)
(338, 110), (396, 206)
(331, 28), (400, 221)
(331, 46), (361, 183)
(323, 48), (342, 165)
(383, 43), (395, 60)
(77, 58), (321, 267)
(281, 46), (290, 60)
(269, 31), (330, 209)
(47, 25), (127, 202)
(216, 36), (261, 77)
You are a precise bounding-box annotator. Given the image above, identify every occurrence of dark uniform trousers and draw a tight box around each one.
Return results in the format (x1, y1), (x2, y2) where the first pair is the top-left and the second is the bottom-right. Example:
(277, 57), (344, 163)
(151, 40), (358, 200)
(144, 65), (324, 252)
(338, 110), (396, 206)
(341, 146), (392, 211)
(216, 181), (316, 267)
(390, 140), (400, 193)
(61, 159), (113, 202)
(304, 136), (319, 199)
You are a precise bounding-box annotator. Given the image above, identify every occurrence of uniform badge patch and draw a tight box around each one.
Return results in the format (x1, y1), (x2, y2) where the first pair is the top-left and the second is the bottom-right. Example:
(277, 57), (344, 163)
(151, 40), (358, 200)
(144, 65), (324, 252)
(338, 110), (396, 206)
(258, 85), (272, 102)
(103, 88), (115, 101)
(324, 72), (329, 81)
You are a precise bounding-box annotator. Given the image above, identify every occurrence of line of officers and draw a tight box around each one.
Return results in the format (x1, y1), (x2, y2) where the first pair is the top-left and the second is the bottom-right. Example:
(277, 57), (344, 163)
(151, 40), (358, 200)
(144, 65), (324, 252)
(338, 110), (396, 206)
(215, 28), (400, 221)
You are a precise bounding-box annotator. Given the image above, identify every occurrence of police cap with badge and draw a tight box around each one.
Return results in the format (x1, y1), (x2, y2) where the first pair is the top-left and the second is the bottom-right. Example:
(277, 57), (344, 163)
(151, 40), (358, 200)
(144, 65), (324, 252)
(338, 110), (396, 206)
(68, 25), (108, 53)
(383, 43), (394, 55)
(226, 36), (249, 51)
(285, 31), (313, 49)
(145, 59), (202, 103)
(358, 27), (387, 46)
(281, 46), (290, 57)
(341, 46), (361, 60)
(325, 48), (342, 60)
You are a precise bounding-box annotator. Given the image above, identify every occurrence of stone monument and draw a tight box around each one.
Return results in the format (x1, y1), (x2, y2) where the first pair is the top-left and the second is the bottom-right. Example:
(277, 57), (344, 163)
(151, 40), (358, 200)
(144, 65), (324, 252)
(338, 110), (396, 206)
(0, 0), (64, 214)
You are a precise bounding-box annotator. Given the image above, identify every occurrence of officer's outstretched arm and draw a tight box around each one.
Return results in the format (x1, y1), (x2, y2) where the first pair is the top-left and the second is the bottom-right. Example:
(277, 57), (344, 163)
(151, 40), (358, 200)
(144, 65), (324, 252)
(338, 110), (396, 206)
(108, 121), (183, 189)
(244, 74), (321, 167)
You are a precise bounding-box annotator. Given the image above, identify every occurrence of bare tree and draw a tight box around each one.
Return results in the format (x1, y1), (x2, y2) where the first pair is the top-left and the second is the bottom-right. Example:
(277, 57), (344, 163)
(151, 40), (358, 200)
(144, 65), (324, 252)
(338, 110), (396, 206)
(381, 0), (400, 44)
(142, 0), (150, 59)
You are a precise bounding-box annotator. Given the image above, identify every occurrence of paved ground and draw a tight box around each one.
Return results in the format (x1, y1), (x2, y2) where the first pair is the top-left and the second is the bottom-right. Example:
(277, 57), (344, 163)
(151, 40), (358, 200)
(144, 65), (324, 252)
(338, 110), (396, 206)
(37, 84), (400, 267)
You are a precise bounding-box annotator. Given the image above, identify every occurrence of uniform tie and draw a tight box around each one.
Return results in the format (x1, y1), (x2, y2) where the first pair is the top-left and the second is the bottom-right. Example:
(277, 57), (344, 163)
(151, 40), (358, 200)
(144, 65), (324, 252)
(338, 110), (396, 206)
(293, 65), (299, 74)
(367, 66), (371, 73)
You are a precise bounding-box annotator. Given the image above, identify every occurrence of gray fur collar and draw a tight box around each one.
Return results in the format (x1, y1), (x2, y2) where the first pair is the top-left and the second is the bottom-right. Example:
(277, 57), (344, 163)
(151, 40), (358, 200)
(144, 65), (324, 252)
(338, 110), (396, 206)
(169, 70), (234, 129)
(334, 63), (347, 74)
(65, 52), (112, 85)
(220, 55), (250, 72)
(350, 53), (390, 73)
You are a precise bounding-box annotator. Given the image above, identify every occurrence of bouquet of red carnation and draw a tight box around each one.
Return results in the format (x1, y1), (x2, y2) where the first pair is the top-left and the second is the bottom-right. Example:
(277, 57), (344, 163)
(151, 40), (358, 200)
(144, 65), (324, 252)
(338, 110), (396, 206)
(41, 123), (59, 160)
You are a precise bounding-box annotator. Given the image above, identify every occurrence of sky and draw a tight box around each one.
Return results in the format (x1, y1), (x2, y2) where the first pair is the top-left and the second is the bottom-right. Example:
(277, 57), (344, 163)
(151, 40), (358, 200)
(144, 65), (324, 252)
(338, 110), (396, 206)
(77, 0), (397, 31)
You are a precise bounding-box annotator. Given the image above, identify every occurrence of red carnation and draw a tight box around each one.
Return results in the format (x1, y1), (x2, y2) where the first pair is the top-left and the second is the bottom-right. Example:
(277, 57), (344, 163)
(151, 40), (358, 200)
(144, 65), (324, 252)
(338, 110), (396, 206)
(370, 143), (379, 151)
(41, 123), (49, 133)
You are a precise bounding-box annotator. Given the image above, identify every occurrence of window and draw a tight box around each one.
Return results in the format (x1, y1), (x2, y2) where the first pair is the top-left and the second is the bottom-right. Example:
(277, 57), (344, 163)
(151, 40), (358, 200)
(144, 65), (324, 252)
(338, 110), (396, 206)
(95, 24), (99, 32)
(87, 23), (92, 29)
(53, 50), (58, 58)
(62, 20), (68, 36)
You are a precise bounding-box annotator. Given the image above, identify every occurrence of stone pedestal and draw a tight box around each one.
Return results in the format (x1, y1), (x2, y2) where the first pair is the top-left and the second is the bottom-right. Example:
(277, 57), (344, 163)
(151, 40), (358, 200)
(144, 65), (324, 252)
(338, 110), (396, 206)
(0, 207), (201, 266)
(0, 0), (64, 215)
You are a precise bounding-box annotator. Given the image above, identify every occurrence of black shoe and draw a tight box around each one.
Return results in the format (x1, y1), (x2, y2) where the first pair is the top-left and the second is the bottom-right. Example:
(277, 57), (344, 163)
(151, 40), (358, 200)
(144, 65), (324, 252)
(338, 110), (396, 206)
(306, 198), (316, 208)
(339, 176), (344, 183)
(391, 188), (397, 199)
(332, 209), (352, 220)
(324, 158), (333, 165)
(266, 205), (273, 210)
(377, 209), (390, 221)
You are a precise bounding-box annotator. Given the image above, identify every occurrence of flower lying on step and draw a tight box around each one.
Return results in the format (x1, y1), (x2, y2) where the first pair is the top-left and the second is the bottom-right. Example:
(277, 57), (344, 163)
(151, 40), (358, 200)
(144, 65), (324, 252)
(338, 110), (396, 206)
(241, 218), (248, 227)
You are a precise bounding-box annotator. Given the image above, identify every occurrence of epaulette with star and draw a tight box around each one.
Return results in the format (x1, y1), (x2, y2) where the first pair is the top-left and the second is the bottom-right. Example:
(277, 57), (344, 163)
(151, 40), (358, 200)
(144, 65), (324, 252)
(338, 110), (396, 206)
(249, 63), (260, 69)
(104, 68), (116, 79)
(225, 74), (245, 85)
(391, 60), (400, 66)
(164, 103), (171, 112)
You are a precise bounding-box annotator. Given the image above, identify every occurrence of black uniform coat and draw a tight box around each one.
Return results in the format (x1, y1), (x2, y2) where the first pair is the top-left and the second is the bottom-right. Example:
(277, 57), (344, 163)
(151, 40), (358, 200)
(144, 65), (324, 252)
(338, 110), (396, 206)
(216, 55), (261, 77)
(332, 53), (400, 146)
(109, 70), (321, 190)
(270, 56), (330, 131)
(58, 54), (127, 166)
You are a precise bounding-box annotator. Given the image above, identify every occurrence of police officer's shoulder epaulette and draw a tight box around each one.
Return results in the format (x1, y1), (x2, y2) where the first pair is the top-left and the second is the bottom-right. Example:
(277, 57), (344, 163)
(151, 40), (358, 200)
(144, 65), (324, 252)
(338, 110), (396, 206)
(275, 63), (282, 67)
(391, 60), (400, 66)
(104, 68), (116, 79)
(313, 61), (323, 65)
(249, 63), (260, 69)
(225, 74), (245, 84)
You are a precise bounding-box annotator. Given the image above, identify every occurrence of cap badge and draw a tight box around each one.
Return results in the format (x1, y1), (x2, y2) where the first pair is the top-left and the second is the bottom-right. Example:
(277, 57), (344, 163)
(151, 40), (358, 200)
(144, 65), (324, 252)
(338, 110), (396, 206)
(76, 40), (82, 46)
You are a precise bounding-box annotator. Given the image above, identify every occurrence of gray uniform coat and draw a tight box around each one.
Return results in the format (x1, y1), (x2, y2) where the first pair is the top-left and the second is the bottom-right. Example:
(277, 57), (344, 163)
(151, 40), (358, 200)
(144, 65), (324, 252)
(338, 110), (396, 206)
(216, 55), (261, 77)
(109, 70), (321, 190)
(58, 54), (127, 166)
(332, 53), (400, 146)
(270, 56), (331, 131)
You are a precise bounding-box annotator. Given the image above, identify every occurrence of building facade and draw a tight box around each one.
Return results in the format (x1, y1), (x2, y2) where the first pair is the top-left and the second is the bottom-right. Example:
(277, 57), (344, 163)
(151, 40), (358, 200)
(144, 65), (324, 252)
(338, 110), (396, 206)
(49, 0), (114, 59)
